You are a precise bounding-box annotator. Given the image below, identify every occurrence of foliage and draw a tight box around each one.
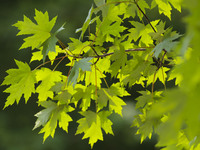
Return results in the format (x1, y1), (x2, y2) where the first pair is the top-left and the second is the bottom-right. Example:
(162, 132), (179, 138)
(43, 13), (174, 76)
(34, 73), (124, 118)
(1, 0), (200, 149)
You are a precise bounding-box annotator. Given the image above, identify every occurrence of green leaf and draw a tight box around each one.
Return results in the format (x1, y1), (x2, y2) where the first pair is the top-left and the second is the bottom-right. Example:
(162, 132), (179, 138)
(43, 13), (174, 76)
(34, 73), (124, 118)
(76, 5), (94, 40)
(168, 0), (182, 12)
(30, 46), (64, 64)
(98, 111), (114, 135)
(67, 58), (92, 87)
(101, 21), (127, 38)
(76, 111), (103, 148)
(97, 84), (128, 115)
(122, 58), (149, 86)
(136, 120), (153, 143)
(13, 9), (57, 50)
(94, 0), (105, 7)
(135, 90), (163, 109)
(35, 101), (74, 142)
(151, 0), (172, 20)
(2, 60), (36, 108)
(53, 90), (72, 104)
(36, 68), (62, 101)
(68, 38), (91, 54)
(73, 84), (96, 111)
(136, 0), (150, 20)
(128, 20), (159, 46)
(109, 46), (127, 77)
(76, 110), (113, 148)
(33, 101), (57, 130)
(42, 24), (65, 62)
(42, 34), (58, 62)
(76, 6), (99, 40)
(151, 0), (181, 20)
(135, 91), (152, 109)
(146, 67), (170, 86)
(152, 32), (182, 58)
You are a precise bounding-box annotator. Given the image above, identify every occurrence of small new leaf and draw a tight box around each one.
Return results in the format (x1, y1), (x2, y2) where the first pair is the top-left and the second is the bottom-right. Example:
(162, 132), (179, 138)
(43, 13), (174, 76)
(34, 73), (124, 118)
(76, 6), (98, 40)
(2, 60), (36, 108)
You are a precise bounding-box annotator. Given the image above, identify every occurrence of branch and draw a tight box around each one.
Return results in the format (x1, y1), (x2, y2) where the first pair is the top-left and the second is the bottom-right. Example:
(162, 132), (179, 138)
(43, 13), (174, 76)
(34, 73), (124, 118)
(98, 48), (146, 58)
(135, 2), (157, 33)
(66, 48), (146, 59)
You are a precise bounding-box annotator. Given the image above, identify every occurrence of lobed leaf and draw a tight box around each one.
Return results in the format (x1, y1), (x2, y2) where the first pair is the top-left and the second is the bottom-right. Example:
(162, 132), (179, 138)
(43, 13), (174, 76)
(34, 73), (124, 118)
(13, 9), (57, 50)
(36, 68), (62, 101)
(76, 110), (113, 148)
(67, 58), (92, 87)
(2, 60), (36, 108)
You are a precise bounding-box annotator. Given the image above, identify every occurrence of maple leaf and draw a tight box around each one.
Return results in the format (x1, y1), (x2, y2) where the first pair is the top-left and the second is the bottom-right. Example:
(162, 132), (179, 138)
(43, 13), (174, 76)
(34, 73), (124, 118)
(76, 110), (113, 148)
(101, 21), (127, 38)
(2, 60), (36, 108)
(42, 23), (65, 62)
(168, 0), (182, 12)
(146, 67), (170, 86)
(30, 45), (64, 64)
(136, 120), (153, 143)
(73, 85), (96, 111)
(36, 68), (62, 101)
(34, 101), (74, 142)
(53, 90), (72, 104)
(98, 111), (114, 135)
(128, 20), (159, 46)
(68, 38), (91, 54)
(152, 32), (182, 58)
(136, 0), (150, 20)
(122, 58), (147, 86)
(76, 111), (103, 148)
(151, 0), (172, 20)
(33, 101), (57, 130)
(97, 84), (128, 115)
(76, 6), (99, 40)
(67, 58), (92, 87)
(109, 46), (127, 77)
(151, 0), (181, 20)
(13, 9), (57, 50)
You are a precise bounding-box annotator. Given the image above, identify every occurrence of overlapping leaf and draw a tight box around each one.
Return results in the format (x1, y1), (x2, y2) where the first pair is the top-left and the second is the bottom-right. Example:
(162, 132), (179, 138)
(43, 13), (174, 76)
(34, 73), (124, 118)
(76, 110), (113, 148)
(152, 32), (182, 58)
(36, 68), (62, 101)
(67, 58), (92, 87)
(97, 83), (129, 115)
(33, 101), (74, 142)
(151, 0), (182, 20)
(128, 20), (159, 46)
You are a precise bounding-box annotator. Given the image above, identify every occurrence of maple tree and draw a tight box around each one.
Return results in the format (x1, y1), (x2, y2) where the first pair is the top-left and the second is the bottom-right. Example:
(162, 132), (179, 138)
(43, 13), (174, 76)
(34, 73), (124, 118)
(1, 0), (200, 149)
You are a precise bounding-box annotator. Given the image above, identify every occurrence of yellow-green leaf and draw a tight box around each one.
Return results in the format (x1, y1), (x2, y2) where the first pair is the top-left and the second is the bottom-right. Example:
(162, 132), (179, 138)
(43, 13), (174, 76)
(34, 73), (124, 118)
(36, 68), (62, 101)
(13, 9), (57, 50)
(2, 60), (36, 108)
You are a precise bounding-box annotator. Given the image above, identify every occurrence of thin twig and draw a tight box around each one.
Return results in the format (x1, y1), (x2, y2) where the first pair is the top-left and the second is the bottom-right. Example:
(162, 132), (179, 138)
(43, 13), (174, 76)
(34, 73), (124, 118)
(33, 55), (67, 71)
(135, 2), (156, 33)
(67, 48), (146, 59)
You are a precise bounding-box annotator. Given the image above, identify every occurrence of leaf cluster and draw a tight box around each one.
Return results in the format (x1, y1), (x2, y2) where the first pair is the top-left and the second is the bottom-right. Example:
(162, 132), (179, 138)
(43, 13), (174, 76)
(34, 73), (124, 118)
(2, 0), (200, 149)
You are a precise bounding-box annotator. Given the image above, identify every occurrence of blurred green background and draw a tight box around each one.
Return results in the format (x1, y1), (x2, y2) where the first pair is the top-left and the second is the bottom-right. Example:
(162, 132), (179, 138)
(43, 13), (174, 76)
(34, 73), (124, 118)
(0, 0), (186, 150)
